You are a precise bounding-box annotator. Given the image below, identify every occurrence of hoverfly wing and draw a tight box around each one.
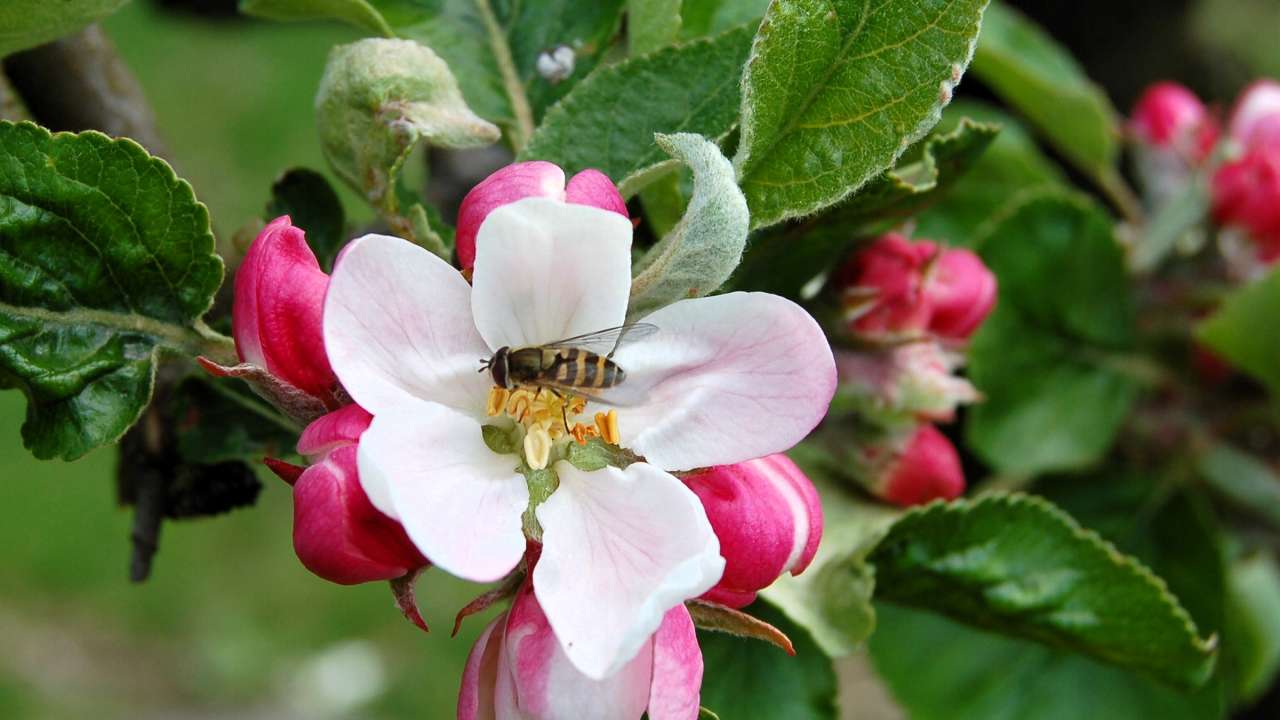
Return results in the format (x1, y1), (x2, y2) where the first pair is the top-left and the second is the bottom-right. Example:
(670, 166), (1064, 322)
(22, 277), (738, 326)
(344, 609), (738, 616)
(530, 380), (650, 408)
(541, 322), (659, 356)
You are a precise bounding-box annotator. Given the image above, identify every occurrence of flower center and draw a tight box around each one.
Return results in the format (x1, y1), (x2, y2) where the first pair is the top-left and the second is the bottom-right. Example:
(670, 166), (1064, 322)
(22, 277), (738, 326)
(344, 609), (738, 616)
(485, 386), (619, 469)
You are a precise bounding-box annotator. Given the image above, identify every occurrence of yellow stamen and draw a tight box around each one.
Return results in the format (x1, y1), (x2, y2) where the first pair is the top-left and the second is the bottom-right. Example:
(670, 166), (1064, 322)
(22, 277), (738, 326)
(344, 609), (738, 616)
(595, 410), (620, 445)
(523, 424), (553, 470)
(486, 385), (623, 465)
(486, 387), (509, 417)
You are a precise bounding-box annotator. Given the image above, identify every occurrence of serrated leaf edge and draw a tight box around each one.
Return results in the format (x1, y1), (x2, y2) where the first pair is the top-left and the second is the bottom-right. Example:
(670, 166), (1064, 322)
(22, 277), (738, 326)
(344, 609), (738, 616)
(877, 491), (1218, 664)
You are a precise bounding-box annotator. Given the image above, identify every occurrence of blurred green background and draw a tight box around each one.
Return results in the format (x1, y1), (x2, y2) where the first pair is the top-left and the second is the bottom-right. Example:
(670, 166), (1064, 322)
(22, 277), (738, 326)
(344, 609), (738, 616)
(2, 0), (1279, 718)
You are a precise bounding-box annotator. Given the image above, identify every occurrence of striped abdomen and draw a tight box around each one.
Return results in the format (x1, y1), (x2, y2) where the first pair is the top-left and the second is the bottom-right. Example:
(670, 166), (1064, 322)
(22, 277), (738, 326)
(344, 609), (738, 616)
(547, 348), (625, 389)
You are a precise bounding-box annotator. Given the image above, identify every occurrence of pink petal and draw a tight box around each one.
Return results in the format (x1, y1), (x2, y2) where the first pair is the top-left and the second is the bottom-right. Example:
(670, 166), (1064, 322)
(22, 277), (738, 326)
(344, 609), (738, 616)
(504, 583), (654, 719)
(565, 169), (628, 217)
(471, 198), (632, 350)
(1230, 79), (1280, 149)
(647, 605), (703, 720)
(323, 233), (493, 417)
(534, 462), (723, 680)
(233, 215), (336, 398)
(1129, 82), (1210, 147)
(458, 614), (507, 720)
(835, 234), (936, 339)
(609, 292), (836, 471)
(296, 403), (373, 458)
(292, 444), (425, 584)
(881, 424), (966, 506)
(685, 454), (823, 608)
(925, 247), (997, 341)
(456, 161), (567, 271)
(357, 398), (529, 582)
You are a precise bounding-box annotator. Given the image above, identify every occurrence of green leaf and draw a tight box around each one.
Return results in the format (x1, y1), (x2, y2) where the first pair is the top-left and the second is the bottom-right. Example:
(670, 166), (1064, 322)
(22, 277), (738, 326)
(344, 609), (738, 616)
(171, 377), (299, 465)
(630, 0), (683, 54)
(868, 493), (1218, 688)
(0, 0), (129, 58)
(758, 443), (900, 656)
(521, 25), (755, 195)
(699, 600), (838, 720)
(729, 118), (999, 298)
(1197, 443), (1280, 532)
(628, 133), (749, 317)
(0, 122), (226, 460)
(827, 118), (999, 228)
(1225, 552), (1280, 705)
(316, 38), (499, 213)
(733, 0), (989, 229)
(913, 100), (1065, 244)
(1197, 266), (1280, 394)
(969, 2), (1119, 183)
(238, 0), (395, 36)
(680, 0), (770, 39)
(870, 604), (1225, 720)
(266, 168), (346, 272)
(563, 436), (638, 472)
(966, 190), (1138, 475)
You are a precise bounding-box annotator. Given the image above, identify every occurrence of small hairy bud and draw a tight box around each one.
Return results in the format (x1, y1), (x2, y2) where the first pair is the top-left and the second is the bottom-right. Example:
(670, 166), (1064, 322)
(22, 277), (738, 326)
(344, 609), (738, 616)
(315, 38), (500, 207)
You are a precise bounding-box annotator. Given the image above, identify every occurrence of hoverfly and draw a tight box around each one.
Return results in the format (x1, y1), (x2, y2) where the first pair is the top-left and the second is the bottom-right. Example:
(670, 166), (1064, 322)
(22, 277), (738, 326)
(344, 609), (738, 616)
(479, 322), (658, 401)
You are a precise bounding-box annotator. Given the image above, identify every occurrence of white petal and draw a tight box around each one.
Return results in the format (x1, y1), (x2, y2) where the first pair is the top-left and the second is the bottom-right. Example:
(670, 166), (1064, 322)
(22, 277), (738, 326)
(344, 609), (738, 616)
(324, 233), (492, 417)
(533, 462), (724, 680)
(471, 197), (632, 349)
(609, 292), (836, 471)
(358, 398), (528, 583)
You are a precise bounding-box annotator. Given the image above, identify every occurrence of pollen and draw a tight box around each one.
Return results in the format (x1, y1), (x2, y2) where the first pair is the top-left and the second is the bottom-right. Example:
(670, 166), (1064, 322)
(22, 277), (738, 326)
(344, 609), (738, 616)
(524, 425), (553, 470)
(486, 385), (620, 464)
(594, 410), (619, 445)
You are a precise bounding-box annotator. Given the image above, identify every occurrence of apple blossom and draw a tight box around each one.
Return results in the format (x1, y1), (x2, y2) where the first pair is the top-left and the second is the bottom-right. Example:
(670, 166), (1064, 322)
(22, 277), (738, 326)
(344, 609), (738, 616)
(459, 582), (702, 720)
(871, 424), (965, 507)
(683, 455), (823, 609)
(836, 343), (981, 424)
(837, 234), (996, 343)
(1228, 79), (1280, 151)
(455, 161), (629, 271)
(925, 247), (997, 341)
(1211, 144), (1280, 263)
(232, 215), (337, 402)
(323, 179), (836, 680)
(837, 234), (934, 339)
(266, 404), (425, 585)
(1129, 82), (1218, 162)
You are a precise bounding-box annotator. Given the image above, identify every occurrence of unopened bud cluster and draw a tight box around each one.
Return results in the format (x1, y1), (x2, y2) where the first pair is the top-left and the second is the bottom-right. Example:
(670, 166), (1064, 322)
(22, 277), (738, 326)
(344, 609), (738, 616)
(831, 233), (996, 506)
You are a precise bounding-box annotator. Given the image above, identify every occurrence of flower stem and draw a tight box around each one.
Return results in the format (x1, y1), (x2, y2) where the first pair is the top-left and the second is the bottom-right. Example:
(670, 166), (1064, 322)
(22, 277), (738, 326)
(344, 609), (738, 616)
(475, 0), (534, 151)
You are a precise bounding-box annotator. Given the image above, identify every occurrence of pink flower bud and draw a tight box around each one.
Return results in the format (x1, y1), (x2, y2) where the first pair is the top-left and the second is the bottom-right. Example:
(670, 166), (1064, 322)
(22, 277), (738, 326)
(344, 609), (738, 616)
(1211, 144), (1280, 263)
(232, 216), (337, 399)
(1130, 82), (1218, 161)
(1229, 79), (1280, 150)
(455, 161), (628, 271)
(924, 247), (997, 341)
(874, 425), (965, 507)
(279, 404), (425, 585)
(837, 234), (936, 339)
(459, 582), (703, 720)
(683, 455), (822, 609)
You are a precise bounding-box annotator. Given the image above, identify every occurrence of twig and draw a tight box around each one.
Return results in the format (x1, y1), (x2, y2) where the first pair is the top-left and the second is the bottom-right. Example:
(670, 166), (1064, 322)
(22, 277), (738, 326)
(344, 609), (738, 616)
(3, 25), (168, 157)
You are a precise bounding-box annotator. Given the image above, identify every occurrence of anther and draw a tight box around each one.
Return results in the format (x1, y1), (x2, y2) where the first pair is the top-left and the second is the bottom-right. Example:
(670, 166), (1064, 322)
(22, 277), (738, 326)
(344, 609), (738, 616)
(486, 387), (509, 417)
(595, 410), (619, 445)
